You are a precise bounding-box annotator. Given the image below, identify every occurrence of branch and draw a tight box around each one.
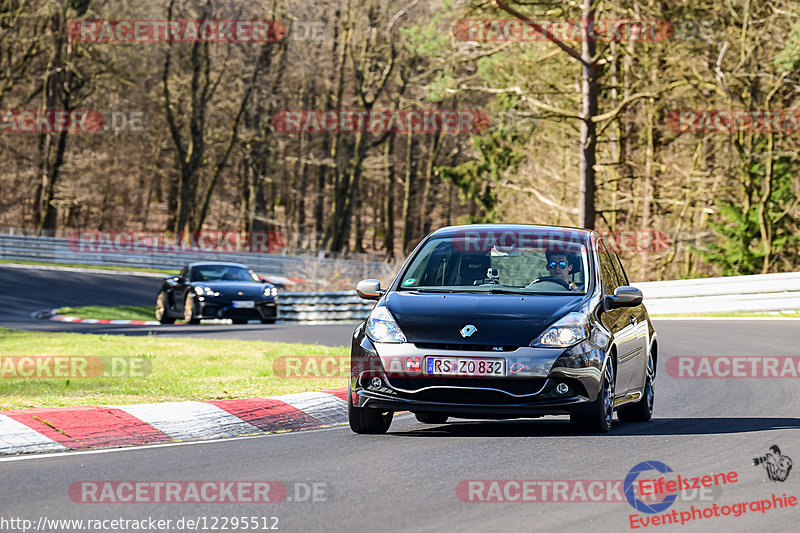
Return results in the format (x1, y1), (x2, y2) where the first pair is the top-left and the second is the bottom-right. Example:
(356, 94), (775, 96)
(501, 182), (579, 214)
(492, 0), (584, 64)
(445, 84), (579, 118)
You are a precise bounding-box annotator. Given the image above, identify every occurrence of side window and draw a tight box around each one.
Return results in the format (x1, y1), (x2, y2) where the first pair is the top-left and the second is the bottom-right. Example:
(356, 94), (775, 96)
(596, 240), (620, 295)
(610, 249), (629, 286)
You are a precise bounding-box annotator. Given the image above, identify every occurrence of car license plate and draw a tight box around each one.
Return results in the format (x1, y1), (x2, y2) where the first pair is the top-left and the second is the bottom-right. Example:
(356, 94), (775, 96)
(232, 300), (255, 308)
(425, 357), (505, 376)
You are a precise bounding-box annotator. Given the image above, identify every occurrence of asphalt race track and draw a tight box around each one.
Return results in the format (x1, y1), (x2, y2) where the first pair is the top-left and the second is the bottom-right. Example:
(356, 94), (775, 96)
(1, 264), (799, 532)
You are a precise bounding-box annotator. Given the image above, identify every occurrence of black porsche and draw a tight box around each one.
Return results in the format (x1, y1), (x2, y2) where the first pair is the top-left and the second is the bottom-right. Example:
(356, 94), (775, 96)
(348, 224), (657, 434)
(155, 262), (278, 324)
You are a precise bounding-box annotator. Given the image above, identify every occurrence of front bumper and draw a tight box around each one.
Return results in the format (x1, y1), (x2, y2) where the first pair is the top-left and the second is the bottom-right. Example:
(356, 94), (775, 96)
(349, 327), (607, 418)
(194, 298), (278, 320)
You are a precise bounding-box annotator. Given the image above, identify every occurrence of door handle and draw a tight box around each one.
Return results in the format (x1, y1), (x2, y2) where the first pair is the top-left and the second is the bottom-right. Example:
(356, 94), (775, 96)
(629, 315), (637, 325)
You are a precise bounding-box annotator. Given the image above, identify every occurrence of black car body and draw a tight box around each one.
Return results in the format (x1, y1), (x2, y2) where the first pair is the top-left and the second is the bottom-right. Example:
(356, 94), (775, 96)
(155, 262), (278, 324)
(348, 224), (657, 434)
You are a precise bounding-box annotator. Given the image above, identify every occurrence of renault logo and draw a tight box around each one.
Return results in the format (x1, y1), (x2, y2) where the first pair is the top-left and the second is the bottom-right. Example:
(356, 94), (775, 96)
(460, 325), (477, 338)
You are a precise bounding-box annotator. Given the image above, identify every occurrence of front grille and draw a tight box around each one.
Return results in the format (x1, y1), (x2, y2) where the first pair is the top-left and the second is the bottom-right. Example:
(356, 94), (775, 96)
(414, 343), (519, 352)
(386, 376), (547, 404)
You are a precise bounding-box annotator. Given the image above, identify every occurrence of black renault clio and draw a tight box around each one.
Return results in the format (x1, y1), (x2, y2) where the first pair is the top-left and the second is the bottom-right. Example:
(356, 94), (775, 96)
(348, 224), (657, 434)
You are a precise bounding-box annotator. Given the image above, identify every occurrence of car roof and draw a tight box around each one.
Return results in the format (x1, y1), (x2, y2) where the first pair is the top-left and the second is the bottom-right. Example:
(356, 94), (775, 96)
(429, 224), (594, 241)
(186, 262), (250, 269)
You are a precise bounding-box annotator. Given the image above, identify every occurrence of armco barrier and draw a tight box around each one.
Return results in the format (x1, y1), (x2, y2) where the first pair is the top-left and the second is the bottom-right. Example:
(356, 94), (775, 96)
(634, 272), (800, 315)
(0, 233), (389, 280)
(278, 291), (374, 322)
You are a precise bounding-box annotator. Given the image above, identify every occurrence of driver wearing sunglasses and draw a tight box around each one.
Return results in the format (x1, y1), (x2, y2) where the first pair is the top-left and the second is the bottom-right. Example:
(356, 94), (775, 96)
(545, 252), (578, 290)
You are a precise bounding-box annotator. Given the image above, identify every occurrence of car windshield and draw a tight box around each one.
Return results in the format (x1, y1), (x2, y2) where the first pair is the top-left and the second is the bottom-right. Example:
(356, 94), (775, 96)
(189, 265), (257, 282)
(398, 231), (589, 294)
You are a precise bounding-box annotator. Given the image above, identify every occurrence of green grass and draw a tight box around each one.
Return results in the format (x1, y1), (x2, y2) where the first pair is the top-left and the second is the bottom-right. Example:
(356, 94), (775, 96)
(58, 305), (155, 321)
(0, 328), (348, 410)
(0, 258), (178, 275)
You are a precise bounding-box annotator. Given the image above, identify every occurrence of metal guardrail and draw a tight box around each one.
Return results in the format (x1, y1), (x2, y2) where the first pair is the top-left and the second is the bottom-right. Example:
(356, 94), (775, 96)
(0, 233), (390, 280)
(276, 273), (800, 322)
(635, 272), (800, 315)
(278, 291), (374, 322)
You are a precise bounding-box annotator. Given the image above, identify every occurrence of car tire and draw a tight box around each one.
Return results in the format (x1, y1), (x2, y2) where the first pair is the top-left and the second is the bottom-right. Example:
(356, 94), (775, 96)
(183, 294), (200, 325)
(348, 389), (393, 434)
(415, 412), (448, 424)
(232, 319), (248, 324)
(155, 292), (175, 324)
(260, 318), (277, 324)
(617, 352), (654, 423)
(570, 362), (614, 433)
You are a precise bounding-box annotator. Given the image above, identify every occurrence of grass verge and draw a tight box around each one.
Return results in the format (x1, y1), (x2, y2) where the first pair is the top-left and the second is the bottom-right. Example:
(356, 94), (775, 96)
(0, 327), (348, 410)
(57, 305), (155, 321)
(0, 259), (177, 275)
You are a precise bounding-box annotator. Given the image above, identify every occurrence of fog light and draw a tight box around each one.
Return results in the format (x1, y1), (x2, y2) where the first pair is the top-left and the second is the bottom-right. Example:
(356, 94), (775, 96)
(370, 377), (383, 389)
(556, 382), (569, 395)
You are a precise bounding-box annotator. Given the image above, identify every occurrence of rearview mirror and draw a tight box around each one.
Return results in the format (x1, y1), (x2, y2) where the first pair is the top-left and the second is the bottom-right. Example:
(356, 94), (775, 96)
(605, 286), (643, 309)
(356, 279), (383, 300)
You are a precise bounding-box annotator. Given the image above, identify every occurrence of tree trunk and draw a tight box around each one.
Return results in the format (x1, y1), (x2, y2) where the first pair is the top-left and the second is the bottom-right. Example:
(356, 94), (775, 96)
(577, 0), (597, 230)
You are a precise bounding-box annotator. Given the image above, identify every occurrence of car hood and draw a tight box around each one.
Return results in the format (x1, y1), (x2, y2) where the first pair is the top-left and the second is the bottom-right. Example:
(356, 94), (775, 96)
(385, 291), (585, 346)
(195, 281), (266, 297)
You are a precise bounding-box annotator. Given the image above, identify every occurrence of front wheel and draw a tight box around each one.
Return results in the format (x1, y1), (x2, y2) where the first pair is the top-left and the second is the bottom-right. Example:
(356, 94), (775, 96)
(260, 318), (277, 324)
(348, 390), (393, 434)
(183, 294), (200, 325)
(570, 362), (614, 433)
(618, 352), (654, 423)
(155, 292), (175, 324)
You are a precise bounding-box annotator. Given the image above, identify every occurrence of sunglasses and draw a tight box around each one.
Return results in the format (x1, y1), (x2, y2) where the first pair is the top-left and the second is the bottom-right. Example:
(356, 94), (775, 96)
(547, 261), (569, 269)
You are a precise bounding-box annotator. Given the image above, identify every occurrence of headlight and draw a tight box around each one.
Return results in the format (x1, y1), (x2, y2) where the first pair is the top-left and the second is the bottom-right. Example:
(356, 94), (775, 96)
(264, 287), (278, 296)
(532, 312), (589, 347)
(366, 307), (406, 343)
(194, 286), (218, 296)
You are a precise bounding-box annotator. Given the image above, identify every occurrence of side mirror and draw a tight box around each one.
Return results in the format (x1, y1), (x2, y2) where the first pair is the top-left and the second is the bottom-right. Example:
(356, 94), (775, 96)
(356, 279), (383, 300)
(605, 286), (643, 309)
(170, 275), (185, 284)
